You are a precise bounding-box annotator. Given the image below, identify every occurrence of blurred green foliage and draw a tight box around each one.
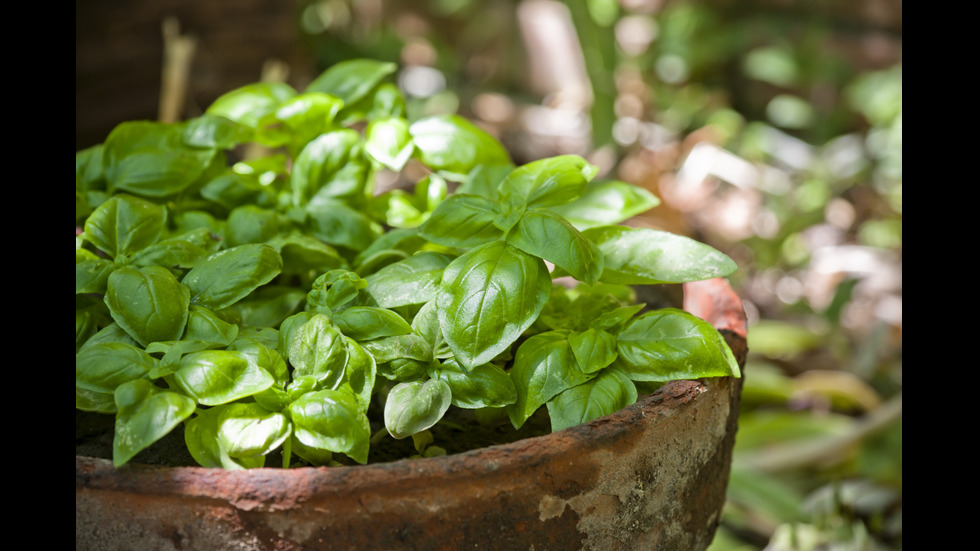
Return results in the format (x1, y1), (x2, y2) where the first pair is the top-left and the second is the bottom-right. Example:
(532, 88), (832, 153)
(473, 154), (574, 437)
(298, 1), (901, 548)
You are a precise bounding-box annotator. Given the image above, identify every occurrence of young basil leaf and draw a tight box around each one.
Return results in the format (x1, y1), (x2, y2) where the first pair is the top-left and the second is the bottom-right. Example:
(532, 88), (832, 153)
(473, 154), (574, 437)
(305, 59), (398, 106)
(291, 129), (372, 208)
(305, 200), (383, 253)
(417, 194), (504, 249)
(505, 331), (594, 429)
(361, 333), (433, 365)
(410, 300), (453, 360)
(583, 226), (738, 284)
(206, 81), (297, 130)
(182, 114), (253, 150)
(76, 387), (118, 414)
(288, 388), (371, 464)
(226, 285), (306, 329)
(506, 209), (604, 285)
(428, 358), (517, 409)
(112, 379), (196, 466)
(285, 314), (349, 389)
(267, 232), (348, 277)
(306, 270), (368, 315)
(455, 164), (513, 200)
(199, 170), (277, 211)
(184, 305), (239, 347)
(224, 205), (283, 247)
(184, 405), (267, 469)
(102, 121), (216, 198)
(82, 193), (165, 260)
(546, 367), (638, 432)
(437, 241), (551, 369)
(130, 228), (221, 271)
(615, 308), (741, 382)
(104, 265), (190, 347)
(568, 328), (618, 374)
(173, 349), (276, 406)
(592, 304), (645, 333)
(497, 155), (598, 211)
(546, 179), (660, 230)
(273, 92), (345, 151)
(76, 257), (116, 294)
(339, 337), (377, 412)
(409, 114), (511, 180)
(181, 243), (283, 310)
(216, 402), (292, 459)
(333, 306), (414, 341)
(228, 335), (289, 383)
(76, 144), (106, 193)
(76, 342), (157, 394)
(365, 116), (415, 171)
(383, 379), (452, 439)
(365, 252), (453, 308)
(366, 82), (407, 120)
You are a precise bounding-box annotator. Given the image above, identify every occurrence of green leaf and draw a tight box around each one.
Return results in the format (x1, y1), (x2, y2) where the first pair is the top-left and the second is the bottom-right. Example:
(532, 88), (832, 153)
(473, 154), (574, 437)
(184, 305), (239, 347)
(417, 194), (504, 249)
(288, 388), (371, 464)
(206, 81), (297, 129)
(305, 200), (383, 253)
(365, 116), (415, 170)
(437, 241), (551, 369)
(339, 338), (377, 412)
(224, 205), (283, 247)
(546, 368), (637, 432)
(429, 358), (517, 409)
(506, 209), (603, 284)
(411, 300), (453, 359)
(455, 164), (513, 200)
(409, 115), (511, 180)
(267, 232), (348, 277)
(216, 402), (292, 458)
(75, 257), (116, 294)
(505, 331), (594, 429)
(306, 59), (397, 106)
(173, 349), (275, 406)
(383, 379), (452, 439)
(547, 179), (660, 230)
(583, 226), (737, 284)
(82, 193), (166, 260)
(226, 285), (306, 329)
(291, 129), (371, 208)
(497, 155), (598, 210)
(361, 333), (433, 365)
(130, 228), (221, 271)
(104, 265), (190, 347)
(182, 114), (252, 150)
(76, 342), (157, 394)
(181, 243), (283, 310)
(184, 405), (267, 469)
(568, 328), (618, 374)
(333, 306), (414, 341)
(365, 252), (453, 308)
(615, 308), (741, 382)
(273, 92), (345, 151)
(102, 121), (216, 197)
(284, 314), (349, 388)
(112, 379), (196, 466)
(305, 269), (367, 315)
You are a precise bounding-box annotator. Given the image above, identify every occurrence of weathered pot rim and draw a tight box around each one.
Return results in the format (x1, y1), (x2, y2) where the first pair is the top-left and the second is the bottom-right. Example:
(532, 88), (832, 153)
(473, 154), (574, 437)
(76, 277), (747, 495)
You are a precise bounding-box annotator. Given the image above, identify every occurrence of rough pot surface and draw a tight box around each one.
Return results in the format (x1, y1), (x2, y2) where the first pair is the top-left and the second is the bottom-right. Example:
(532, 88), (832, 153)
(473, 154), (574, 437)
(76, 277), (748, 551)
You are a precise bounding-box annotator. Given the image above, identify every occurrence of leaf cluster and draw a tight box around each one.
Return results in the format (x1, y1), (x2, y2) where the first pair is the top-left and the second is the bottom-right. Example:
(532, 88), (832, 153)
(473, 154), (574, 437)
(76, 59), (739, 469)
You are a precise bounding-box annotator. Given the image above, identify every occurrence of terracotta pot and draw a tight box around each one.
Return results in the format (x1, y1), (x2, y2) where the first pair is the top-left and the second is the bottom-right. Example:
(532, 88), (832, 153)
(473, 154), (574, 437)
(76, 277), (748, 551)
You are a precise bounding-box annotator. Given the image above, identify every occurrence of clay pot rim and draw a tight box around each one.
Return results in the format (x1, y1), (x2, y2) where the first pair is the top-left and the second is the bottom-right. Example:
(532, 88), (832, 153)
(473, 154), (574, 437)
(76, 277), (747, 489)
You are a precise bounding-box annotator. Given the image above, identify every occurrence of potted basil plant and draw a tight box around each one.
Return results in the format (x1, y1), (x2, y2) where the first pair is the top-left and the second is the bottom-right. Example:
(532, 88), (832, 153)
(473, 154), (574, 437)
(76, 58), (746, 550)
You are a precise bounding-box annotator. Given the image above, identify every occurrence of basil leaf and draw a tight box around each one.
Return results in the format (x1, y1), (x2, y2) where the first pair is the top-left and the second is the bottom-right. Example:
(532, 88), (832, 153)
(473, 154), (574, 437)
(267, 232), (348, 277)
(411, 300), (453, 360)
(130, 228), (221, 271)
(497, 155), (598, 210)
(76, 387), (117, 414)
(206, 81), (297, 130)
(505, 331), (593, 429)
(173, 350), (275, 406)
(288, 388), (371, 464)
(583, 226), (737, 284)
(455, 164), (513, 200)
(568, 328), (618, 374)
(506, 209), (603, 285)
(184, 305), (239, 347)
(437, 241), (551, 369)
(417, 194), (503, 249)
(383, 379), (452, 439)
(365, 252), (453, 308)
(226, 285), (306, 329)
(273, 92), (345, 152)
(217, 402), (292, 458)
(182, 114), (252, 150)
(284, 314), (349, 388)
(306, 269), (368, 315)
(339, 338), (377, 412)
(429, 359), (517, 409)
(409, 114), (511, 180)
(228, 335), (289, 383)
(184, 405), (266, 469)
(224, 205), (283, 247)
(104, 265), (190, 347)
(333, 306), (414, 341)
(546, 368), (637, 432)
(547, 179), (660, 230)
(112, 379), (196, 466)
(75, 342), (157, 394)
(305, 59), (397, 106)
(305, 200), (383, 253)
(182, 244), (283, 310)
(365, 116), (415, 171)
(291, 129), (371, 207)
(82, 193), (165, 260)
(615, 308), (741, 382)
(75, 257), (116, 294)
(102, 121), (216, 198)
(361, 333), (433, 364)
